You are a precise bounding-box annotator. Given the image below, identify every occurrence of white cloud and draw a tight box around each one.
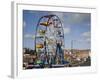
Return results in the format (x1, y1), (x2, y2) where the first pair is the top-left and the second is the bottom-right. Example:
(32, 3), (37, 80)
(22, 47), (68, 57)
(64, 27), (70, 34)
(23, 21), (26, 27)
(86, 38), (91, 42)
(82, 31), (90, 38)
(65, 13), (90, 25)
(24, 34), (35, 39)
(82, 31), (91, 42)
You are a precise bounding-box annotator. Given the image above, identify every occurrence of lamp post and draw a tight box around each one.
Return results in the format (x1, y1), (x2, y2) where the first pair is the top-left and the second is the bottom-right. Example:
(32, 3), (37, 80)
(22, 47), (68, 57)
(71, 40), (73, 54)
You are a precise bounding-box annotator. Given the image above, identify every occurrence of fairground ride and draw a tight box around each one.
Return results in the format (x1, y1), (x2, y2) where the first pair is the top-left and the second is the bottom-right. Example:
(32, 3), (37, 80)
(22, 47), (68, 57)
(34, 14), (65, 65)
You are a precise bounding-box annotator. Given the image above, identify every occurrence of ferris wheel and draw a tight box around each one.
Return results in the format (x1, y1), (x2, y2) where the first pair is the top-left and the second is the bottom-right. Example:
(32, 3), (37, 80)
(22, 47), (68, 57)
(34, 14), (65, 64)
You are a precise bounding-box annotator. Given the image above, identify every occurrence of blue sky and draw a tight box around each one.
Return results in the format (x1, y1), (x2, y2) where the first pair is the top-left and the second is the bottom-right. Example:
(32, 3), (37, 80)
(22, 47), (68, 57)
(23, 10), (91, 50)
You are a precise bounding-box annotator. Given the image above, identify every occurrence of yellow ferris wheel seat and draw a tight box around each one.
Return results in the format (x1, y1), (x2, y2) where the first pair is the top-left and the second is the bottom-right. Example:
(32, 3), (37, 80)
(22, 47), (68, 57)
(40, 22), (48, 26)
(36, 44), (44, 48)
(40, 22), (52, 26)
(39, 30), (46, 35)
